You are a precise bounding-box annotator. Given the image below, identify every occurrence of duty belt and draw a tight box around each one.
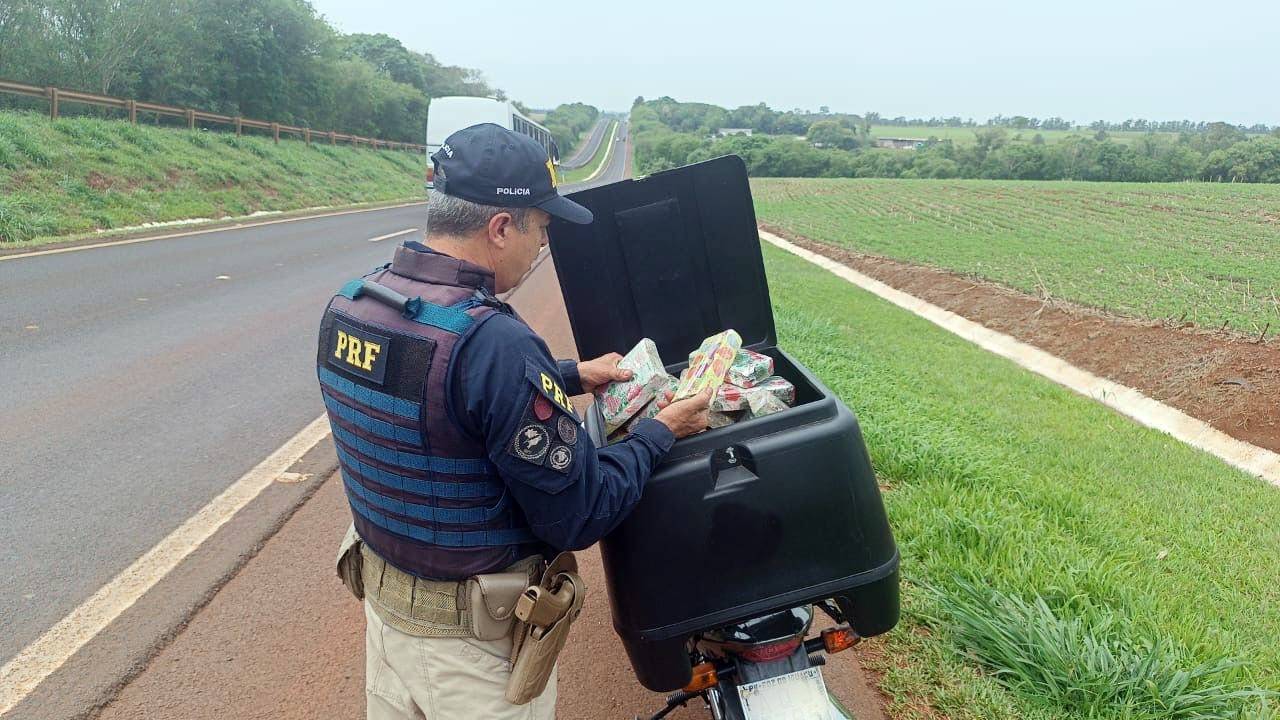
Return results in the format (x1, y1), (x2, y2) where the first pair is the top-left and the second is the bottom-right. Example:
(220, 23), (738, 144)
(360, 544), (542, 638)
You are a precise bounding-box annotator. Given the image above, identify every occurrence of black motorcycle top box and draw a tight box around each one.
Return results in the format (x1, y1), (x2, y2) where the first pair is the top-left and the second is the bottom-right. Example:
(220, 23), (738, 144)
(547, 155), (900, 692)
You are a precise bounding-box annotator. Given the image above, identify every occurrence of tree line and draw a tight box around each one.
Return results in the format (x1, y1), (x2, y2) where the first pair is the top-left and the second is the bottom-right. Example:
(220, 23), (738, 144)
(0, 0), (595, 148)
(630, 97), (1274, 139)
(632, 98), (1280, 183)
(539, 103), (600, 160)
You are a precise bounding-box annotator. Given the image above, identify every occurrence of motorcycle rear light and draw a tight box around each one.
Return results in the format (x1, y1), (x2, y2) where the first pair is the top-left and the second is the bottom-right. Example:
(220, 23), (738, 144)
(738, 637), (803, 663)
(425, 166), (435, 183)
(821, 626), (861, 654)
(682, 661), (718, 692)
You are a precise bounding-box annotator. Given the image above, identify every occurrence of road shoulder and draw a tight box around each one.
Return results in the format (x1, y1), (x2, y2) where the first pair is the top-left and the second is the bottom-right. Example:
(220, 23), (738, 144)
(5, 440), (337, 720)
(0, 198), (425, 258)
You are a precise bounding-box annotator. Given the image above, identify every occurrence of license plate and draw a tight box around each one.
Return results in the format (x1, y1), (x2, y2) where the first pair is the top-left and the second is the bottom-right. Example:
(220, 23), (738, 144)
(737, 666), (834, 720)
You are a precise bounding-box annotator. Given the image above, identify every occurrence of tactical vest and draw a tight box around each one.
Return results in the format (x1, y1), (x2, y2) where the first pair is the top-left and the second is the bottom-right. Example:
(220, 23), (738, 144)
(316, 245), (538, 580)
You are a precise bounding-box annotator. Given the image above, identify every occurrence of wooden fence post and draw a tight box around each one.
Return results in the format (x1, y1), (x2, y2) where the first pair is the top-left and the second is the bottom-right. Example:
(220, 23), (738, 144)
(304, 128), (310, 146)
(272, 122), (279, 144)
(186, 109), (195, 130)
(127, 99), (137, 124)
(48, 87), (59, 120)
(235, 117), (242, 136)
(330, 131), (336, 145)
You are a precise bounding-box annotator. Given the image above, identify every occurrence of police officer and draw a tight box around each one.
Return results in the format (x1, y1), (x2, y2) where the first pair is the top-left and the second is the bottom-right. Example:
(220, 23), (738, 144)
(319, 123), (710, 720)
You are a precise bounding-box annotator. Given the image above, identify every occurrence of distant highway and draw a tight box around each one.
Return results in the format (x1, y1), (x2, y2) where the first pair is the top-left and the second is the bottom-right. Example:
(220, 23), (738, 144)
(560, 117), (611, 169)
(0, 119), (630, 699)
(578, 119), (627, 184)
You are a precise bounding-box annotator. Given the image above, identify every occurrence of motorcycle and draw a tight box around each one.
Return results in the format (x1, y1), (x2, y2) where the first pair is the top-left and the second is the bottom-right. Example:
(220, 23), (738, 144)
(643, 601), (861, 720)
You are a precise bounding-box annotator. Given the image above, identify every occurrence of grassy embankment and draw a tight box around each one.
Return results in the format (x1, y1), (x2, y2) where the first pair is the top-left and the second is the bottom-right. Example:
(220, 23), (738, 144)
(753, 178), (1280, 337)
(766, 243), (1280, 719)
(0, 110), (425, 247)
(562, 120), (617, 184)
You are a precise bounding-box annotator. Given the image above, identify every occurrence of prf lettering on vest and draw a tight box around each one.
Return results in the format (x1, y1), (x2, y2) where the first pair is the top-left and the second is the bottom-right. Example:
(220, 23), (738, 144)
(335, 329), (382, 372)
(540, 372), (570, 412)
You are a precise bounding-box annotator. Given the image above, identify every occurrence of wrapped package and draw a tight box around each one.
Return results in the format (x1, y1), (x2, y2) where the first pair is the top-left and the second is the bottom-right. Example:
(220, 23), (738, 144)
(746, 387), (790, 418)
(623, 374), (679, 434)
(674, 330), (742, 401)
(708, 410), (742, 429)
(726, 348), (774, 389)
(713, 375), (796, 412)
(594, 339), (670, 434)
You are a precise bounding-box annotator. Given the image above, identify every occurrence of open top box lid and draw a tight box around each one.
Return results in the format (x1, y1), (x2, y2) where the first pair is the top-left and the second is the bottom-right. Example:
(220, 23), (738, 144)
(546, 155), (775, 367)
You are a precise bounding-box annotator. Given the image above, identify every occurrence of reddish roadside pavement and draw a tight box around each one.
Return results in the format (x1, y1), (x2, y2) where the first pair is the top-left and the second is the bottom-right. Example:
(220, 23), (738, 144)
(98, 255), (890, 720)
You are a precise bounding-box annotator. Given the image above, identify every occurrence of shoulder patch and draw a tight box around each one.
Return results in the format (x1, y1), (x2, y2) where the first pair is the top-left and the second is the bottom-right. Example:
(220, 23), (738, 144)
(511, 423), (551, 463)
(556, 415), (578, 445)
(546, 444), (573, 474)
(524, 358), (578, 420)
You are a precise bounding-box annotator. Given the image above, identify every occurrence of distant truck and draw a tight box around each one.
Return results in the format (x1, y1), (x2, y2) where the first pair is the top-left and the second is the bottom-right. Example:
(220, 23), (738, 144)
(424, 96), (560, 188)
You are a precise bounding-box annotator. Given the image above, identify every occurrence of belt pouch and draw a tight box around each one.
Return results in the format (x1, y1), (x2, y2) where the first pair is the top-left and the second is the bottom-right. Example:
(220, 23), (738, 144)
(335, 524), (364, 600)
(466, 572), (530, 641)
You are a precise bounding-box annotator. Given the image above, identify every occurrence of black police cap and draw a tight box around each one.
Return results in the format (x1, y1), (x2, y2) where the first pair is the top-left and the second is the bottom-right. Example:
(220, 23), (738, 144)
(430, 123), (593, 225)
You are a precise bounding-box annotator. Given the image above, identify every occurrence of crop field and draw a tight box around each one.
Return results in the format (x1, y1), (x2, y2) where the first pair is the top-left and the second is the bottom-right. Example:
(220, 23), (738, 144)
(869, 125), (1177, 145)
(752, 177), (1280, 336)
(766, 243), (1280, 719)
(0, 110), (425, 246)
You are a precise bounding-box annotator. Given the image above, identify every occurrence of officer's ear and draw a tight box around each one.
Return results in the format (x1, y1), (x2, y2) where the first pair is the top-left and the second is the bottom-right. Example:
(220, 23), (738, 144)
(486, 211), (515, 250)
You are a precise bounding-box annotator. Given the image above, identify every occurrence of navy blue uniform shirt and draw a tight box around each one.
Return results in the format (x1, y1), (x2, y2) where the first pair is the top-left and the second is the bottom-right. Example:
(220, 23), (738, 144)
(449, 300), (676, 551)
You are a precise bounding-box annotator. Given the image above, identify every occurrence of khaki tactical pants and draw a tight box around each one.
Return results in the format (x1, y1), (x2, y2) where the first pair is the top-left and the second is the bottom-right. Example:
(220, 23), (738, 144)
(364, 600), (558, 720)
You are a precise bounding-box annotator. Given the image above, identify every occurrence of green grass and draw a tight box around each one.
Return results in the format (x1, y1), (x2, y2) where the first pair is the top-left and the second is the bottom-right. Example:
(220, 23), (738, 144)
(562, 120), (617, 184)
(753, 177), (1280, 336)
(765, 243), (1280, 718)
(0, 110), (425, 245)
(868, 125), (1179, 146)
(931, 580), (1273, 719)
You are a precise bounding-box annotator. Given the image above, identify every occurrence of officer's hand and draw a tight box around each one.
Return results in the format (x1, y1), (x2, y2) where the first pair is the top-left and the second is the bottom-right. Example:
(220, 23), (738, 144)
(578, 352), (633, 394)
(654, 387), (712, 439)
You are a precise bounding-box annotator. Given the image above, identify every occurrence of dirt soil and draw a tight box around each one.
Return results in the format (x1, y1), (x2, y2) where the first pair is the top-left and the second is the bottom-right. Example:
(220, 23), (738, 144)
(762, 224), (1280, 454)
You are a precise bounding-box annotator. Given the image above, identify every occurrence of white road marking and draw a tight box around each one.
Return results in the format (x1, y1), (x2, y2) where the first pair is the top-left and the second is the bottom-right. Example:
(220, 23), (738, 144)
(0, 201), (426, 263)
(366, 227), (419, 243)
(0, 415), (332, 714)
(759, 229), (1280, 489)
(579, 122), (619, 184)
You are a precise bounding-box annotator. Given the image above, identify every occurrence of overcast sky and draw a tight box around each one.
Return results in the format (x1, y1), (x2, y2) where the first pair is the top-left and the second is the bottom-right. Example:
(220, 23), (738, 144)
(310, 0), (1280, 125)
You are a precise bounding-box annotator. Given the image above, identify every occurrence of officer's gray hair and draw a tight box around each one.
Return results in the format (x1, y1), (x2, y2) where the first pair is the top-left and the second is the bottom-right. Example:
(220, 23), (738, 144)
(426, 191), (530, 237)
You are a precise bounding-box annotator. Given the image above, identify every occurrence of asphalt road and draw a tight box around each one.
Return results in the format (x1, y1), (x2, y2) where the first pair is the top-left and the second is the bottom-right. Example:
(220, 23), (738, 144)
(0, 123), (629, 675)
(559, 117), (610, 169)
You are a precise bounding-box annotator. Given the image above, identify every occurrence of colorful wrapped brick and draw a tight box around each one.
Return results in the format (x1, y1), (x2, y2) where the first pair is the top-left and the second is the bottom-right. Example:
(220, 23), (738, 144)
(708, 410), (742, 429)
(745, 387), (790, 418)
(711, 383), (748, 412)
(726, 348), (774, 388)
(674, 329), (742, 401)
(594, 338), (671, 434)
(712, 375), (796, 412)
(623, 374), (679, 434)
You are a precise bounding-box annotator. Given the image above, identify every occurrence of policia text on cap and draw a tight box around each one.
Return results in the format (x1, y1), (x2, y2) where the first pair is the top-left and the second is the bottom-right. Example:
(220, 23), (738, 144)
(318, 123), (711, 719)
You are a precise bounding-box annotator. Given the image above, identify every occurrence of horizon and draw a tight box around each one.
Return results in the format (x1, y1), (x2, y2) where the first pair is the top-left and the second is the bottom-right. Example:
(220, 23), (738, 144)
(309, 0), (1280, 127)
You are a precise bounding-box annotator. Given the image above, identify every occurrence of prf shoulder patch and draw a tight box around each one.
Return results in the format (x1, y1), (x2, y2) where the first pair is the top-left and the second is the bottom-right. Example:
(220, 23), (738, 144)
(524, 358), (577, 420)
(328, 319), (391, 385)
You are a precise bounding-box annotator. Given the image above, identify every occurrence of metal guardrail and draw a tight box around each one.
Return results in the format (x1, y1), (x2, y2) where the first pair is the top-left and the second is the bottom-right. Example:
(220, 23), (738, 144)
(0, 79), (426, 153)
